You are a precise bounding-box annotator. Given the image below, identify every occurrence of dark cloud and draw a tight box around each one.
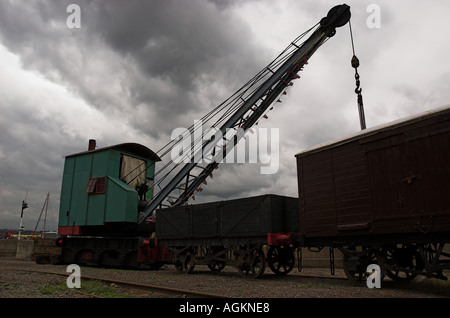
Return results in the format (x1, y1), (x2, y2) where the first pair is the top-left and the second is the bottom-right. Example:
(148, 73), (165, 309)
(0, 0), (262, 139)
(1, 0), (450, 229)
(0, 0), (264, 229)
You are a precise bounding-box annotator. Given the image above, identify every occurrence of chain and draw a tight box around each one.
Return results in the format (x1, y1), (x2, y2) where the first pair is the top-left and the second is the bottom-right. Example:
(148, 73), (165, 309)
(349, 20), (366, 130)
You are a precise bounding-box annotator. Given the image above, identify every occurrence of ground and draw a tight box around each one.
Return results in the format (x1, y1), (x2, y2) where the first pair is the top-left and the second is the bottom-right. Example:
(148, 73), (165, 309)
(0, 258), (449, 299)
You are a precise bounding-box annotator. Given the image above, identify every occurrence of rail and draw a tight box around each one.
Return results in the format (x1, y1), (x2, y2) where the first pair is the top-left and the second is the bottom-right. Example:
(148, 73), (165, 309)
(10, 268), (232, 298)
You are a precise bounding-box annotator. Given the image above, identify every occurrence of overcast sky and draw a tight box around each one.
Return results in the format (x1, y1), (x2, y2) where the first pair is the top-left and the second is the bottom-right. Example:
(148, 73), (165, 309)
(1, 0), (450, 230)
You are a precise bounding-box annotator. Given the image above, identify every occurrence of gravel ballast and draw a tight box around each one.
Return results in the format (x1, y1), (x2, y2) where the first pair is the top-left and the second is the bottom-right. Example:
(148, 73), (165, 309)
(0, 258), (449, 299)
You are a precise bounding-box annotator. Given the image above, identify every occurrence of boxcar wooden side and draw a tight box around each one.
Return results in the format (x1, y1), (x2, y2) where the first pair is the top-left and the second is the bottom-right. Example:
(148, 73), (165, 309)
(296, 105), (450, 243)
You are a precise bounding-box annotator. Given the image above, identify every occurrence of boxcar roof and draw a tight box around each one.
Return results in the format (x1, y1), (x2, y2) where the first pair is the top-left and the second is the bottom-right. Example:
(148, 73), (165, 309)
(66, 142), (161, 162)
(295, 104), (450, 158)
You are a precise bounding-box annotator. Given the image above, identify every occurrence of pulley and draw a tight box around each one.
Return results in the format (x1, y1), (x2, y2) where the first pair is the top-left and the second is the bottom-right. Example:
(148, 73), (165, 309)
(320, 4), (351, 37)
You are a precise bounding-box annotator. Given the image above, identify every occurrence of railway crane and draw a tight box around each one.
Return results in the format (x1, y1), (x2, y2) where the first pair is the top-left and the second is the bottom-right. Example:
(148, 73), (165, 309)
(51, 4), (355, 273)
(47, 4), (450, 282)
(138, 4), (352, 224)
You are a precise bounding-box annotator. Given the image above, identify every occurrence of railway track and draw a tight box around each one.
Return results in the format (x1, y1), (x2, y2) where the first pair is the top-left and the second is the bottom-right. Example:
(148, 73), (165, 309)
(10, 268), (232, 298)
(2, 258), (449, 298)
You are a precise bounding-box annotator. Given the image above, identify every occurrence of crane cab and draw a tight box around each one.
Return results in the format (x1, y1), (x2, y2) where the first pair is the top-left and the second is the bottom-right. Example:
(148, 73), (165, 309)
(58, 140), (161, 236)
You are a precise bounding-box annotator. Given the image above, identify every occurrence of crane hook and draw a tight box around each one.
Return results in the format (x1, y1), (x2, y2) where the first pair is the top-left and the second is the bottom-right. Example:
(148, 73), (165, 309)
(349, 20), (366, 130)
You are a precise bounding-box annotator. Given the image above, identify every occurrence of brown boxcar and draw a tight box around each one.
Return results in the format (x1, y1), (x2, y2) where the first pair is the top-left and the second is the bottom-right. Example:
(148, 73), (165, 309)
(295, 105), (450, 281)
(296, 105), (450, 243)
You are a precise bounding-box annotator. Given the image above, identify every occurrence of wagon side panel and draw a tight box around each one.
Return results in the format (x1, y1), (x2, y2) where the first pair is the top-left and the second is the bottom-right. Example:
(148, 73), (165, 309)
(296, 106), (450, 240)
(297, 140), (372, 238)
(365, 113), (450, 234)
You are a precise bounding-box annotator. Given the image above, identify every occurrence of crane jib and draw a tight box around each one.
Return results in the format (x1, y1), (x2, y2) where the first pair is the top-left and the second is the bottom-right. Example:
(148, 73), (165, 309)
(138, 4), (351, 224)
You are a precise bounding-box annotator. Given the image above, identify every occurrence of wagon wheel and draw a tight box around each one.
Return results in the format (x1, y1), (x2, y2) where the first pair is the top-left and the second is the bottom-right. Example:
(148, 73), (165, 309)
(174, 249), (196, 274)
(208, 261), (226, 272)
(235, 246), (266, 279)
(207, 246), (226, 272)
(267, 245), (294, 275)
(383, 245), (424, 282)
(340, 246), (384, 283)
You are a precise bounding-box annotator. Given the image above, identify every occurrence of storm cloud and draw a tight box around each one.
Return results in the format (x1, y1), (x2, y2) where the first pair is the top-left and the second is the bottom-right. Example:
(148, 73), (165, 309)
(1, 0), (450, 230)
